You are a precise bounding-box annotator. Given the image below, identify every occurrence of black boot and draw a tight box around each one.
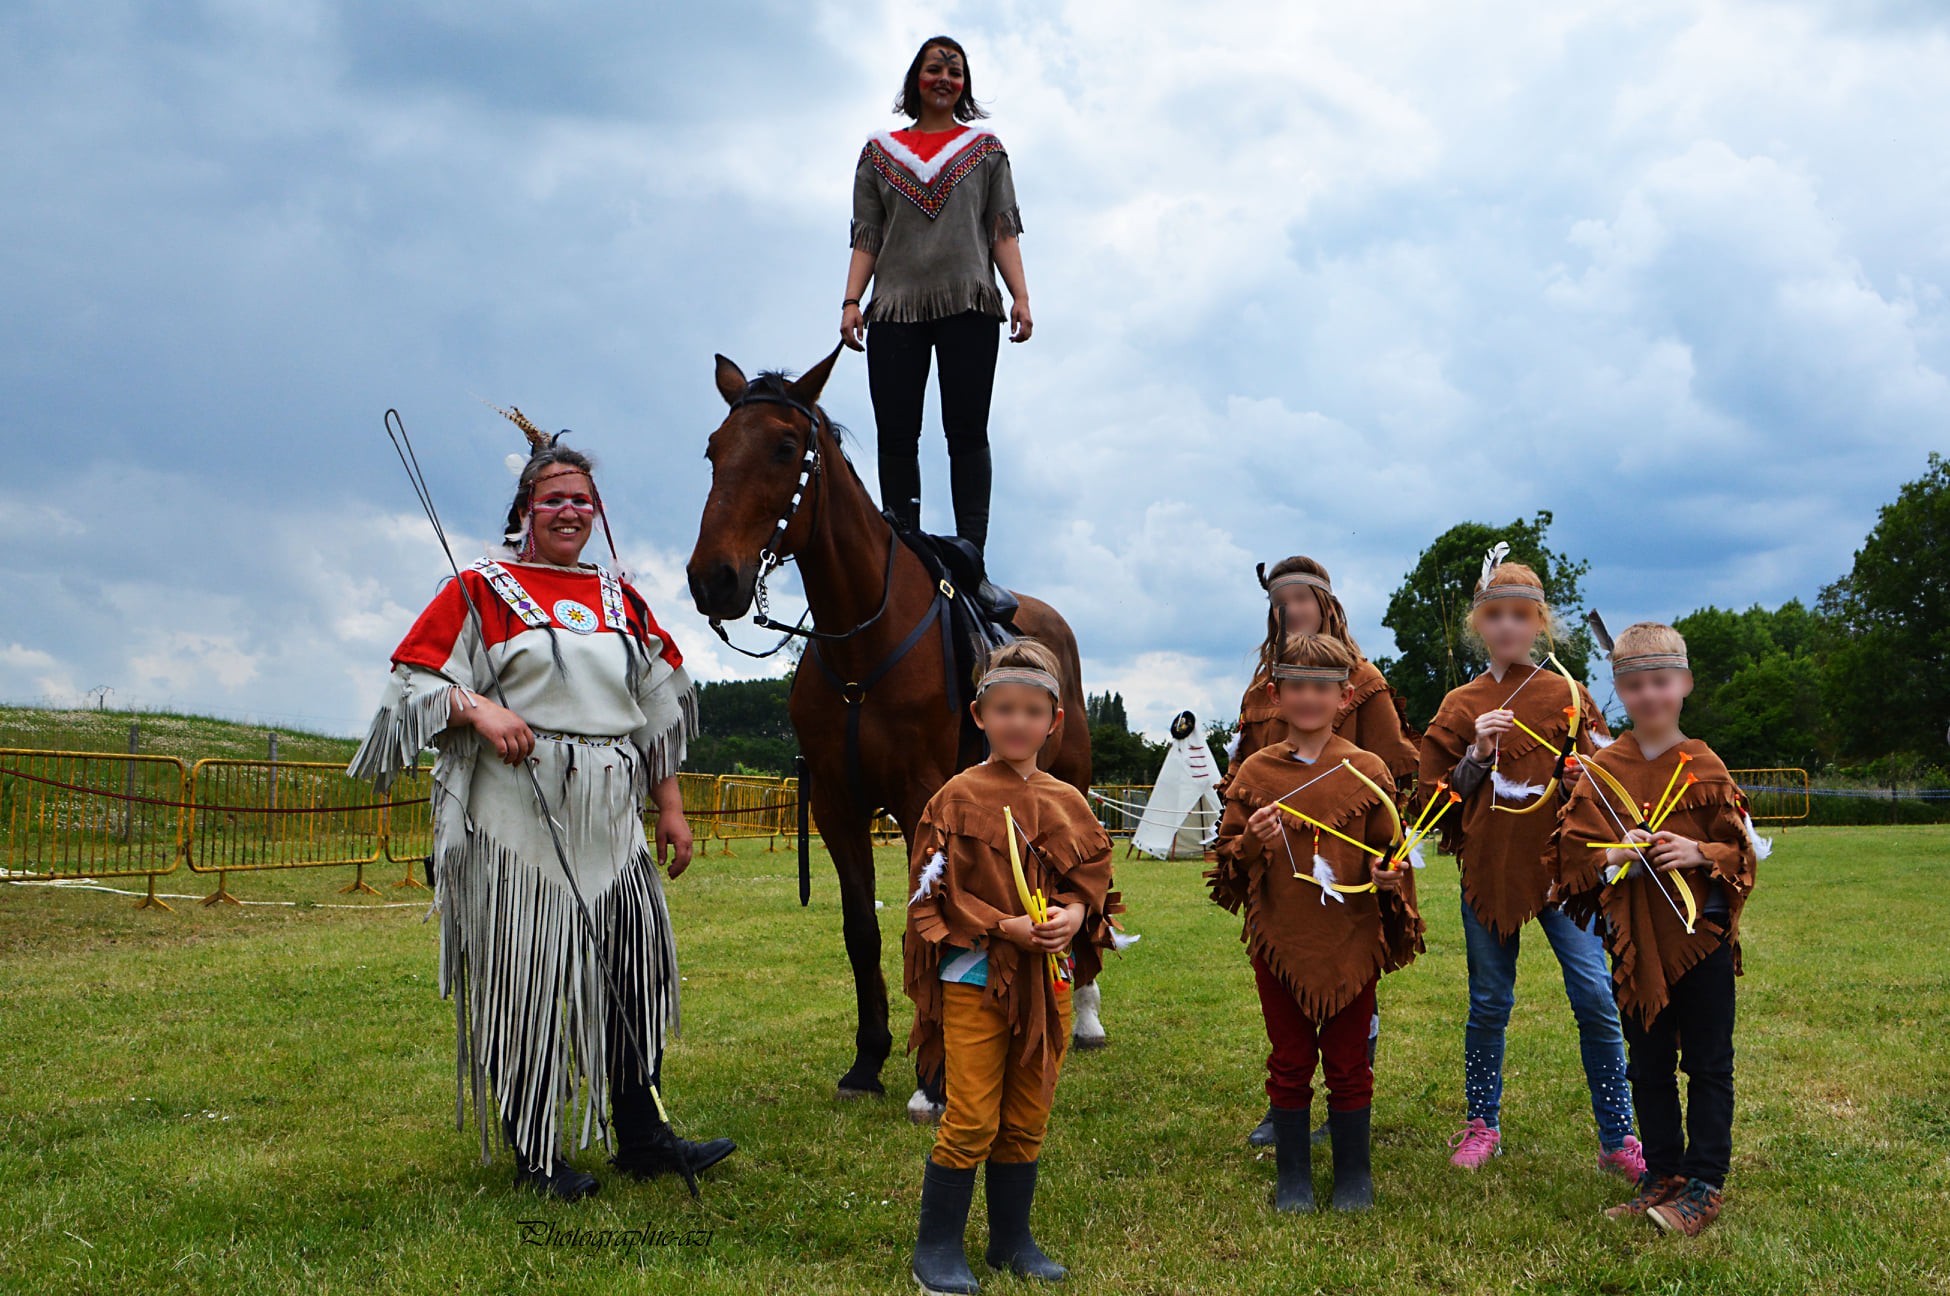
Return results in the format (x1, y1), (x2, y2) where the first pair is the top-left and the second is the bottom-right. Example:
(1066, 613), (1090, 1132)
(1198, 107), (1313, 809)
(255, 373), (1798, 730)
(608, 1064), (735, 1183)
(913, 1158), (981, 1295)
(1268, 1106), (1315, 1213)
(983, 1159), (1065, 1281)
(948, 443), (992, 554)
(1328, 1106), (1374, 1212)
(503, 1113), (599, 1202)
(1247, 1105), (1276, 1147)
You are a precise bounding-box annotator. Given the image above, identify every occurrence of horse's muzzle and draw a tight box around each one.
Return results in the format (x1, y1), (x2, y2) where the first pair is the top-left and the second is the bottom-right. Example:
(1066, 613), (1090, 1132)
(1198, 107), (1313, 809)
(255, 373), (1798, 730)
(687, 560), (756, 620)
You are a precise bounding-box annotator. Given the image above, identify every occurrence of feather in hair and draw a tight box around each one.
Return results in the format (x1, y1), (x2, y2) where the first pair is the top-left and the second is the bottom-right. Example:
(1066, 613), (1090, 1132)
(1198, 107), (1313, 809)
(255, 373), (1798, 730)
(1586, 609), (1616, 657)
(479, 397), (555, 456)
(1478, 540), (1511, 593)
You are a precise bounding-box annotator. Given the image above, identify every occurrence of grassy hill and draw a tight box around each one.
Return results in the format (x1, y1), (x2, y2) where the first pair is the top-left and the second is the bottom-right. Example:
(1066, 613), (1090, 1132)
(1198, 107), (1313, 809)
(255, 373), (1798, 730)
(0, 706), (362, 765)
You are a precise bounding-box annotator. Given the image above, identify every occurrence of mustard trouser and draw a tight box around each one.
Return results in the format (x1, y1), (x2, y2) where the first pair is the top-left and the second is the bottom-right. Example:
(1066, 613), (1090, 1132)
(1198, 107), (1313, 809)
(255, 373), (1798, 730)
(932, 980), (1075, 1169)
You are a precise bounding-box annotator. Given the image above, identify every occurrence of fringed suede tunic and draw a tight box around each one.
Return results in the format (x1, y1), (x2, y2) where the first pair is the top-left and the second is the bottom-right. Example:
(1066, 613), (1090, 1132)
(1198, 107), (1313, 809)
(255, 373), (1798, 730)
(1417, 666), (1609, 939)
(850, 126), (1022, 324)
(1208, 739), (1424, 1021)
(348, 553), (696, 1166)
(1552, 735), (1762, 1028)
(903, 762), (1122, 1103)
(1228, 658), (1420, 790)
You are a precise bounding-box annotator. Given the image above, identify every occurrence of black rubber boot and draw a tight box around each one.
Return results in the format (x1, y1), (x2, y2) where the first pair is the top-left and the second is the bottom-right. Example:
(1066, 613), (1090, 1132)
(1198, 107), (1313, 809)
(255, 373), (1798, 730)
(503, 1113), (600, 1202)
(1269, 1106), (1315, 1214)
(1247, 1105), (1276, 1147)
(913, 1158), (981, 1295)
(1328, 1106), (1374, 1212)
(983, 1159), (1065, 1281)
(608, 1067), (735, 1184)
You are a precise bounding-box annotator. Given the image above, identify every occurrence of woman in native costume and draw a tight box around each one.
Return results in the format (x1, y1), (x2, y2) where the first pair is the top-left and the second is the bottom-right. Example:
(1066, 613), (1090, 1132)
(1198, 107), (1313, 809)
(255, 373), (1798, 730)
(1226, 556), (1419, 1150)
(903, 640), (1122, 1294)
(349, 410), (733, 1200)
(1553, 621), (1763, 1237)
(840, 34), (1029, 556)
(1417, 547), (1640, 1178)
(1208, 633), (1423, 1213)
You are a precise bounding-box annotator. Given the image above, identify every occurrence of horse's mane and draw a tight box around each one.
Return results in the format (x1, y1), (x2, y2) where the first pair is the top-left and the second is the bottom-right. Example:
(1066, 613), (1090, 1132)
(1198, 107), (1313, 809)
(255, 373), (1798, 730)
(750, 369), (865, 487)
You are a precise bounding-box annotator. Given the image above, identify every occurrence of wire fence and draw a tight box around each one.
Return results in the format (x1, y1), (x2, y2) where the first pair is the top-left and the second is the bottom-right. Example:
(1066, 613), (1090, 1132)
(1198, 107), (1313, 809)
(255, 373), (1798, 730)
(5, 746), (1944, 910)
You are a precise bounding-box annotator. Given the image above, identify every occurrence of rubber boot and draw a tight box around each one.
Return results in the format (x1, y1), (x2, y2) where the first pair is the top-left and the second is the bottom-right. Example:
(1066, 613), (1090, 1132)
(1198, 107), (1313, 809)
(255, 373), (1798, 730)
(1269, 1106), (1315, 1213)
(1328, 1106), (1374, 1212)
(1247, 1105), (1276, 1147)
(503, 1112), (599, 1202)
(608, 1065), (736, 1183)
(913, 1158), (981, 1295)
(983, 1159), (1065, 1281)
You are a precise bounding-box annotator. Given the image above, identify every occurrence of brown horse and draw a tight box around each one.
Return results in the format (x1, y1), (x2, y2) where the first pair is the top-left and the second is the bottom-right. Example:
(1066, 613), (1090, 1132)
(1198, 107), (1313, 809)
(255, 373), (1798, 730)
(686, 346), (1095, 1103)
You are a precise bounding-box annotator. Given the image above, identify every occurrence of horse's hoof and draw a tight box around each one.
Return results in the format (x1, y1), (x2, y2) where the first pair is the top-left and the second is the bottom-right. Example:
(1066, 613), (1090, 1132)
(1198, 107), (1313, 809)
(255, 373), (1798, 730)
(836, 1076), (887, 1100)
(906, 1088), (945, 1124)
(1070, 1032), (1109, 1052)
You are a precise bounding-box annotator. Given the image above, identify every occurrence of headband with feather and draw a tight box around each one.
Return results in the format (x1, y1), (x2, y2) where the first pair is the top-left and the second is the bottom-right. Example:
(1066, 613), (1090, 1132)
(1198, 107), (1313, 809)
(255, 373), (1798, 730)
(1477, 540), (1511, 594)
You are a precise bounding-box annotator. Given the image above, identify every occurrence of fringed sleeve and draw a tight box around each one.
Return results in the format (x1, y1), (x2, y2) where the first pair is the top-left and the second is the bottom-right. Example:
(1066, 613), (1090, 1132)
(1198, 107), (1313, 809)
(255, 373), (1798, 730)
(347, 663), (468, 793)
(1369, 795), (1426, 971)
(1343, 664), (1420, 788)
(984, 152), (1021, 245)
(1416, 702), (1474, 857)
(849, 153), (885, 253)
(629, 661), (697, 788)
(1043, 814), (1125, 984)
(1205, 780), (1267, 915)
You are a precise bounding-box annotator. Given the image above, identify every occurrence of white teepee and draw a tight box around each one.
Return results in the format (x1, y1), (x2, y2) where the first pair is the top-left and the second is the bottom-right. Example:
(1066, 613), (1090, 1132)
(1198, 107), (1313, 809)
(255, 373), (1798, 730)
(1130, 709), (1223, 860)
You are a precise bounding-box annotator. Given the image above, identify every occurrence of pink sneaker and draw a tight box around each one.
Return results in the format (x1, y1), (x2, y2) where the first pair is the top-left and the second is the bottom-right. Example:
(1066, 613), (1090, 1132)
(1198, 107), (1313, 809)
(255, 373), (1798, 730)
(1447, 1118), (1501, 1169)
(1598, 1135), (1646, 1181)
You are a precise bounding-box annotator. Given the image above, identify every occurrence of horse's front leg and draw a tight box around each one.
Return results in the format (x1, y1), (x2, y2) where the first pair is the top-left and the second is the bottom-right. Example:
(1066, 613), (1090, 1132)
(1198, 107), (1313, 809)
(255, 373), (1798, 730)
(823, 801), (892, 1098)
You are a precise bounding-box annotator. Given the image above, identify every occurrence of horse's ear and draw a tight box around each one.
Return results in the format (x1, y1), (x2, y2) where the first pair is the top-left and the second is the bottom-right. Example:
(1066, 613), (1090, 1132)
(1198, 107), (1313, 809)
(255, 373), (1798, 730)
(787, 344), (845, 407)
(714, 354), (748, 407)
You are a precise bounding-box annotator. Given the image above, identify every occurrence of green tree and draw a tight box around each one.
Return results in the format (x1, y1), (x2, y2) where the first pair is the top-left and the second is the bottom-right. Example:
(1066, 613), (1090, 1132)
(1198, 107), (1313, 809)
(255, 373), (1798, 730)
(1818, 453), (1950, 760)
(1674, 602), (1825, 767)
(1088, 723), (1166, 783)
(687, 677), (798, 776)
(1085, 691), (1129, 730)
(1375, 512), (1594, 728)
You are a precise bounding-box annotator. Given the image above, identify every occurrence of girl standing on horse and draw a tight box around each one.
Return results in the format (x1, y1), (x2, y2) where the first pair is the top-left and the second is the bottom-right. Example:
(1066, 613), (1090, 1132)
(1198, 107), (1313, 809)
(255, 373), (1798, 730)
(840, 34), (1031, 556)
(1226, 556), (1419, 1151)
(1417, 550), (1642, 1180)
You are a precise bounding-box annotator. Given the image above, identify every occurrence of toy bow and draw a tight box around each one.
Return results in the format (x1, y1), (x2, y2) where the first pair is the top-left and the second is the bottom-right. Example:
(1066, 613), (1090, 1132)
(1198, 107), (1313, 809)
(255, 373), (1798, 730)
(1003, 806), (1071, 987)
(1337, 758), (1450, 872)
(1571, 752), (1698, 934)
(1492, 651), (1584, 817)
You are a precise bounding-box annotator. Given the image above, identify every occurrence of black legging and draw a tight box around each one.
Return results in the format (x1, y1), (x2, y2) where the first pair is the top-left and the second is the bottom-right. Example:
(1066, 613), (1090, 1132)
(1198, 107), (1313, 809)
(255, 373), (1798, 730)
(866, 309), (1000, 550)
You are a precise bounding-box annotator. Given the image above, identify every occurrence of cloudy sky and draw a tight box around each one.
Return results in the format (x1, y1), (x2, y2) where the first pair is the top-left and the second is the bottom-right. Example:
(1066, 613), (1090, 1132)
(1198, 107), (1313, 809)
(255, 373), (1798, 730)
(5, 1), (1946, 740)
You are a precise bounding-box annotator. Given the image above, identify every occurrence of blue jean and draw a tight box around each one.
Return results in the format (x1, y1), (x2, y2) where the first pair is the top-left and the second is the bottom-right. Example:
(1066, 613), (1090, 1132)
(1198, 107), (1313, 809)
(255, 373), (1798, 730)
(1460, 894), (1634, 1150)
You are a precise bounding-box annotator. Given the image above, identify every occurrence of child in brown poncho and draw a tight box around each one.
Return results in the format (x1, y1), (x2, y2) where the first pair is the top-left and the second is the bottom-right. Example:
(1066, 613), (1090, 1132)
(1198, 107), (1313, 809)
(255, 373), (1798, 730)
(1553, 621), (1763, 1238)
(1225, 555), (1421, 1151)
(903, 639), (1122, 1293)
(1209, 633), (1423, 1213)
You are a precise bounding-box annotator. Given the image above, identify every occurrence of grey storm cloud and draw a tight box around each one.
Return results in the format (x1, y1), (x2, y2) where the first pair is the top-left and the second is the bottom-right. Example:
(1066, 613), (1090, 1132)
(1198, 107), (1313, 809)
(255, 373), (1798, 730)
(4, 0), (1946, 738)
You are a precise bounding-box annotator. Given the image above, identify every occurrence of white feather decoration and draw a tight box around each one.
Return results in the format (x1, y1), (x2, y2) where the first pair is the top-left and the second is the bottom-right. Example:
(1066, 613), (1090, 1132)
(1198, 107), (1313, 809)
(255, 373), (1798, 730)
(1602, 860), (1626, 885)
(1224, 729), (1242, 761)
(505, 452), (527, 477)
(1479, 540), (1511, 592)
(1741, 813), (1774, 861)
(1589, 731), (1616, 749)
(909, 850), (946, 906)
(1110, 929), (1142, 951)
(1493, 769), (1547, 802)
(1312, 855), (1347, 905)
(1405, 842), (1428, 870)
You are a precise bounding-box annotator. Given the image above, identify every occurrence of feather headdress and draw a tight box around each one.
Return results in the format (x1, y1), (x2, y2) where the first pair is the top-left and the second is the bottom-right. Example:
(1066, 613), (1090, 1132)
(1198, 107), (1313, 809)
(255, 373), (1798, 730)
(1477, 540), (1511, 594)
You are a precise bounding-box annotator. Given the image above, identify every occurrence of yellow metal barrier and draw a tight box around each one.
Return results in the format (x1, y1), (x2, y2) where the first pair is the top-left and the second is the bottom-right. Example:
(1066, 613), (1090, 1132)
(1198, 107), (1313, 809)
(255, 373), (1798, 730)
(1729, 767), (1811, 825)
(0, 748), (190, 910)
(714, 776), (795, 853)
(379, 766), (434, 890)
(186, 759), (392, 905)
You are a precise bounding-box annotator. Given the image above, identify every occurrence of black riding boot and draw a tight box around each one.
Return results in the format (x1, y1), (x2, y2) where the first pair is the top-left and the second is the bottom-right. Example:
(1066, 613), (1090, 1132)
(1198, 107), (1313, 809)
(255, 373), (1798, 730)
(913, 1158), (981, 1295)
(1269, 1106), (1315, 1213)
(879, 450), (924, 534)
(608, 1064), (736, 1183)
(983, 1158), (1065, 1281)
(948, 443), (991, 554)
(1328, 1106), (1374, 1212)
(503, 1111), (599, 1202)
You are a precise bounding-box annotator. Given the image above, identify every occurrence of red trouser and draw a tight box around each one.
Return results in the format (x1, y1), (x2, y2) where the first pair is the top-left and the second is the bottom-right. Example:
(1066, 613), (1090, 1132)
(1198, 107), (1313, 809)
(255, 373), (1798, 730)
(1253, 956), (1376, 1112)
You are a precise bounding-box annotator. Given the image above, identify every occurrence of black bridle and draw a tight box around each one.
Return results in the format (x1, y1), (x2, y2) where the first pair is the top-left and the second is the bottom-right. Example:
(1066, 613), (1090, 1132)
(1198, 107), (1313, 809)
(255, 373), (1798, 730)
(707, 384), (898, 659)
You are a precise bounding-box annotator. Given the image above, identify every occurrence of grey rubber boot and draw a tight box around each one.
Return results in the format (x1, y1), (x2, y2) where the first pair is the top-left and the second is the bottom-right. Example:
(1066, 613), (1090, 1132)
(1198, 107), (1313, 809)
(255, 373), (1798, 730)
(913, 1158), (981, 1295)
(983, 1159), (1065, 1281)
(1328, 1106), (1374, 1212)
(1269, 1106), (1315, 1213)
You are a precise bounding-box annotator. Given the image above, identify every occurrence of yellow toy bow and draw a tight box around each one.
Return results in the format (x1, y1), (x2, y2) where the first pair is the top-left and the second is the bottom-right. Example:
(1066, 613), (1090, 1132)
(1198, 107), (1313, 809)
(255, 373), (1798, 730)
(1493, 651), (1584, 817)
(1003, 806), (1070, 986)
(1572, 753), (1698, 934)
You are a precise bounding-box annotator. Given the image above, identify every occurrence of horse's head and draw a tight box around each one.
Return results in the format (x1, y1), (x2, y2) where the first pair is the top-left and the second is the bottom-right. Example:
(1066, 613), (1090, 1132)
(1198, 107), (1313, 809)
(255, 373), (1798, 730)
(686, 346), (842, 620)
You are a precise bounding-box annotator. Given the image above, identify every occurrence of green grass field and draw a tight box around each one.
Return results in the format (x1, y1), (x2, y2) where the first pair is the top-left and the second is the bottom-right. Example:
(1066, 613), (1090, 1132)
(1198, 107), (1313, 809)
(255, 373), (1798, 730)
(2, 825), (1946, 1295)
